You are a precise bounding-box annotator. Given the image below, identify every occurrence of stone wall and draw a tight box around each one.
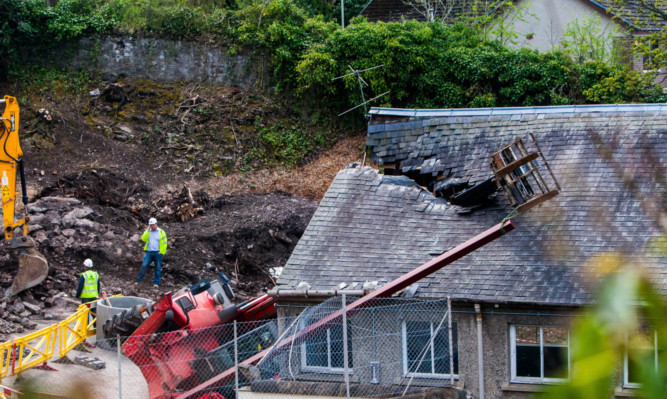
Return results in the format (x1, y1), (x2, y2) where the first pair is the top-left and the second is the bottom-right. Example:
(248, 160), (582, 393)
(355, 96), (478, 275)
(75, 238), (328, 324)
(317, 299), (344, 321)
(23, 35), (268, 89)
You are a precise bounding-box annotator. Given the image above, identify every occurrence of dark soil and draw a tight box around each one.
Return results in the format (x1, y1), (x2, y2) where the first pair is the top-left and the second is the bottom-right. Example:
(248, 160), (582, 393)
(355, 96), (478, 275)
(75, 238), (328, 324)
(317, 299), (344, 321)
(0, 78), (366, 323)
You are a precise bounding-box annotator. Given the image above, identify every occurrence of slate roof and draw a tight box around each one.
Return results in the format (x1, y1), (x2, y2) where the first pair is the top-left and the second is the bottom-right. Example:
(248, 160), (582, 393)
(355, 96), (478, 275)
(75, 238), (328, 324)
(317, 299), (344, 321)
(276, 104), (666, 307)
(360, 0), (666, 30)
(593, 0), (667, 31)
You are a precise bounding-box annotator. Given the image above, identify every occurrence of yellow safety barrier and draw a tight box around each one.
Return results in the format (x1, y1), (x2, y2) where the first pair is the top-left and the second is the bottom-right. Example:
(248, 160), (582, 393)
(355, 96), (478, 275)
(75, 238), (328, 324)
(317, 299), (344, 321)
(57, 305), (90, 358)
(0, 341), (12, 380)
(0, 294), (122, 381)
(85, 303), (97, 338)
(10, 325), (58, 376)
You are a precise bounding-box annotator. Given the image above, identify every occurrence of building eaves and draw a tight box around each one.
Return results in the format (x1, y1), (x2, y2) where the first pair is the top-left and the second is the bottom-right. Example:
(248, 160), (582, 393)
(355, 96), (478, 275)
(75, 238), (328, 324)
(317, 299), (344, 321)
(369, 104), (667, 118)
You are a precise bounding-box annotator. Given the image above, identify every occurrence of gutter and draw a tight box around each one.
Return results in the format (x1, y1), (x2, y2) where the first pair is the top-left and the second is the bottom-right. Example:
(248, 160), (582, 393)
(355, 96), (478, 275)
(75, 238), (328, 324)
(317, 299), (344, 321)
(267, 289), (369, 299)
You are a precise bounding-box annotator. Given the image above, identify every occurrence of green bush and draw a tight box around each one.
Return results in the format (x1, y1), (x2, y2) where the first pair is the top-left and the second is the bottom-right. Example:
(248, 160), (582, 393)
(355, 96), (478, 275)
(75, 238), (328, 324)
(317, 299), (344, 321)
(580, 63), (667, 104)
(296, 20), (584, 117)
(247, 124), (314, 168)
(1, 0), (99, 79)
(147, 6), (208, 39)
(236, 0), (337, 93)
(40, 0), (98, 41)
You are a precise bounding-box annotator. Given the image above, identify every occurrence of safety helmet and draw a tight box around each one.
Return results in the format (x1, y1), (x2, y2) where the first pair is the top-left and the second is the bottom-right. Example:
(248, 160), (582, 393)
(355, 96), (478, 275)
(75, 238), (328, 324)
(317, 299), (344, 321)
(83, 259), (93, 268)
(148, 218), (158, 225)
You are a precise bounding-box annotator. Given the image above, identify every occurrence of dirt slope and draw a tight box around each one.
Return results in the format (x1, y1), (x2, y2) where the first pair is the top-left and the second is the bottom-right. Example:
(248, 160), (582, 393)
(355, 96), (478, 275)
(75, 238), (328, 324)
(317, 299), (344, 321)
(0, 79), (368, 340)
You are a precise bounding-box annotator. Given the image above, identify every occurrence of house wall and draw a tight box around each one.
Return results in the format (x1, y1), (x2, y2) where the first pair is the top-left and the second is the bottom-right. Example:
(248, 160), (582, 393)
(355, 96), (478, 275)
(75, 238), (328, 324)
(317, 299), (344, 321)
(476, 303), (571, 399)
(274, 300), (593, 399)
(506, 0), (622, 53)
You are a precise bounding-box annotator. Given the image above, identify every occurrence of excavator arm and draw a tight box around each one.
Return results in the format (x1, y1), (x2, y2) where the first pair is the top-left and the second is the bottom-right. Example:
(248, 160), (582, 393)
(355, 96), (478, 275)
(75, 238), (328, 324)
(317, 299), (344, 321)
(0, 95), (48, 297)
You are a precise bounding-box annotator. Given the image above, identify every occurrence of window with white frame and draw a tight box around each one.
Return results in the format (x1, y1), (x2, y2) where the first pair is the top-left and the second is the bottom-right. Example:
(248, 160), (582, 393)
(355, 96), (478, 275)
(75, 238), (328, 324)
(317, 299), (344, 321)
(301, 323), (353, 372)
(402, 320), (458, 377)
(625, 325), (658, 387)
(510, 325), (569, 382)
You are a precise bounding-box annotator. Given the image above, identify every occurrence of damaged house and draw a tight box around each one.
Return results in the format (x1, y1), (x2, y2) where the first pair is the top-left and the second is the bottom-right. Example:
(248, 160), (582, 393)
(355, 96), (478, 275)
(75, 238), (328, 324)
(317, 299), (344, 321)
(256, 104), (665, 399)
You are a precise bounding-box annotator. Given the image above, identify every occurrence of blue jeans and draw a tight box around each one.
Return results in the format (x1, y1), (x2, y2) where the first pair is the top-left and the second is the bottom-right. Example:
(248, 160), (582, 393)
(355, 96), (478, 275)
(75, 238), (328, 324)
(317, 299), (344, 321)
(136, 251), (162, 285)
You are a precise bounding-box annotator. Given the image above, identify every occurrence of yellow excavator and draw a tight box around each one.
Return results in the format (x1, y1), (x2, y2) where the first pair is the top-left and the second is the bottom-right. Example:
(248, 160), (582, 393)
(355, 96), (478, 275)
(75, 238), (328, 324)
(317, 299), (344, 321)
(0, 95), (48, 297)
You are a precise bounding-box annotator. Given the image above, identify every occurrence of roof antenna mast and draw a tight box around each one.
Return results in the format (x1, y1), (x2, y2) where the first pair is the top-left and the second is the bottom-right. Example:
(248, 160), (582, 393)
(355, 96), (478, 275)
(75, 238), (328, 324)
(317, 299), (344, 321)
(332, 64), (390, 117)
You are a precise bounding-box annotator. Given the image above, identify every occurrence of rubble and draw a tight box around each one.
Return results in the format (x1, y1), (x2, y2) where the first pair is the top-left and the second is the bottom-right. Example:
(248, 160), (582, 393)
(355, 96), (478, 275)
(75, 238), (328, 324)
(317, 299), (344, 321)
(0, 178), (317, 342)
(74, 355), (106, 370)
(23, 302), (42, 315)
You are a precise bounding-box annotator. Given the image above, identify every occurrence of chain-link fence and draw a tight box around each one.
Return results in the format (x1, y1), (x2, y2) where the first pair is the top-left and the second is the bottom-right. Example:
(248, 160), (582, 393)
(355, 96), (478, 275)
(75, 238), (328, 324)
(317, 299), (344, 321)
(87, 318), (275, 399)
(29, 297), (453, 399)
(252, 296), (455, 399)
(89, 296), (452, 399)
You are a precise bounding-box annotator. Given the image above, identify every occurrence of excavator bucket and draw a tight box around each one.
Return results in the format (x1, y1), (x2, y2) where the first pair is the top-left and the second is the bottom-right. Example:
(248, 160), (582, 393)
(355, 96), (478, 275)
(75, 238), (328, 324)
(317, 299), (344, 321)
(1, 96), (49, 297)
(4, 236), (48, 298)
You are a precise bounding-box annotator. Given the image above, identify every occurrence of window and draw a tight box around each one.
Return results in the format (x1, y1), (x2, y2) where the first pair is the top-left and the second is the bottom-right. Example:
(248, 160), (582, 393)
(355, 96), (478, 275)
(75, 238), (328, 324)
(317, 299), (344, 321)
(402, 320), (458, 378)
(640, 39), (662, 71)
(301, 323), (353, 372)
(510, 325), (569, 382)
(625, 325), (658, 387)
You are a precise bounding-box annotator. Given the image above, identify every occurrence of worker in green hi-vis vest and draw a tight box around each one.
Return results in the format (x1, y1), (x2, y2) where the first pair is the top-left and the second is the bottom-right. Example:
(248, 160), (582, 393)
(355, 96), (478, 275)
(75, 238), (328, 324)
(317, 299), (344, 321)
(76, 258), (100, 303)
(75, 258), (100, 327)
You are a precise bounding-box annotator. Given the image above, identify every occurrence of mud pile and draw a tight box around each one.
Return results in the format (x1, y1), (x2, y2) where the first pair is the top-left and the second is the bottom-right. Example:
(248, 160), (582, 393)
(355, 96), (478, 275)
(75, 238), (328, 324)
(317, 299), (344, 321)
(0, 169), (317, 341)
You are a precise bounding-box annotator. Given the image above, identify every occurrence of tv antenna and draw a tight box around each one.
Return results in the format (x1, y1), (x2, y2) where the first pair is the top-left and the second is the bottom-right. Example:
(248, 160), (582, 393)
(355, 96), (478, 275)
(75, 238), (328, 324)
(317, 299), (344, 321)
(332, 64), (390, 117)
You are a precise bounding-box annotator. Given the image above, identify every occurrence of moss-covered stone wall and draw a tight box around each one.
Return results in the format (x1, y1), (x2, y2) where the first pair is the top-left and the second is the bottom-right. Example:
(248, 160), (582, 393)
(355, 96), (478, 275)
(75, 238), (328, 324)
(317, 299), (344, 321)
(23, 35), (268, 88)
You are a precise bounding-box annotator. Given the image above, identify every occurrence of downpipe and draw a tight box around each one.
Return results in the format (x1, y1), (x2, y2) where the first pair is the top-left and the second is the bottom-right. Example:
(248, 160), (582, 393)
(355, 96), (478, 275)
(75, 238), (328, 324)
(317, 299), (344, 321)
(475, 303), (485, 399)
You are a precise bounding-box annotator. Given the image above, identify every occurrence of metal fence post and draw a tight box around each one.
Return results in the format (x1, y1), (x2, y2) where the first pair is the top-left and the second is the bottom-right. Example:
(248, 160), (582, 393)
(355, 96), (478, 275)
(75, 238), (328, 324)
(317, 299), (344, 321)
(340, 0), (345, 28)
(234, 320), (239, 399)
(448, 296), (454, 386)
(117, 334), (123, 399)
(342, 294), (350, 399)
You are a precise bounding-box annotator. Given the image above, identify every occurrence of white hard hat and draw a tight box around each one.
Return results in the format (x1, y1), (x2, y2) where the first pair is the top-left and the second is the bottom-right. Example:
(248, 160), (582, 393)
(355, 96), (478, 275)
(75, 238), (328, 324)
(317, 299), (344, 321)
(148, 218), (158, 225)
(83, 259), (93, 268)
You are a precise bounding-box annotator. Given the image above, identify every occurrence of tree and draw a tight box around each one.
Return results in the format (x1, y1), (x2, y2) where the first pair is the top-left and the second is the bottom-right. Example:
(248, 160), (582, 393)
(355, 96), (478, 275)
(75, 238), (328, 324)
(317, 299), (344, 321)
(404, 0), (460, 22)
(558, 16), (620, 65)
(454, 0), (534, 46)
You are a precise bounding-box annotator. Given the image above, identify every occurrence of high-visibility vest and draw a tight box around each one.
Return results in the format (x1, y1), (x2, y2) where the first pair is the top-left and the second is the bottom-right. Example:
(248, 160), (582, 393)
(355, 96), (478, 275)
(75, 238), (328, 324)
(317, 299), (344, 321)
(80, 270), (99, 299)
(142, 228), (168, 255)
